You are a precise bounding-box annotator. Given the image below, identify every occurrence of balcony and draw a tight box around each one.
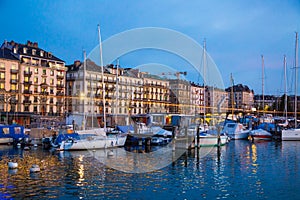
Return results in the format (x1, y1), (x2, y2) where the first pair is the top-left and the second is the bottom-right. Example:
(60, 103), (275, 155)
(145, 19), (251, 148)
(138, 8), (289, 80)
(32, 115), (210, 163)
(57, 84), (64, 89)
(40, 91), (49, 95)
(23, 100), (32, 104)
(24, 80), (32, 85)
(23, 71), (32, 76)
(10, 79), (18, 84)
(23, 90), (32, 94)
(9, 89), (18, 93)
(56, 74), (64, 79)
(40, 83), (48, 88)
(10, 69), (18, 74)
(56, 92), (64, 96)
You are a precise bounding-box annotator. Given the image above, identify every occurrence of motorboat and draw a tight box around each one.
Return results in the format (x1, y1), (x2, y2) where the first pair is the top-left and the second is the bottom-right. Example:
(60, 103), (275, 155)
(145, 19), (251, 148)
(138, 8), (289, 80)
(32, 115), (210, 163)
(249, 128), (272, 141)
(222, 122), (250, 140)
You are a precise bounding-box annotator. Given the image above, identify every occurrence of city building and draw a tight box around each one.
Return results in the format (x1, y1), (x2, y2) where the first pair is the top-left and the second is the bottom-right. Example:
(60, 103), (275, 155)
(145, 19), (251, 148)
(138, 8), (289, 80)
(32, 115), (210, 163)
(0, 40), (66, 126)
(225, 84), (254, 113)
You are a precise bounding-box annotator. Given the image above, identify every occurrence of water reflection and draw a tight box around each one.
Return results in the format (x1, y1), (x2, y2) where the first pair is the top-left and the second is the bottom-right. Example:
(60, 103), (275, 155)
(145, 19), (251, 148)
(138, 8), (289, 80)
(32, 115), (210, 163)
(0, 140), (300, 199)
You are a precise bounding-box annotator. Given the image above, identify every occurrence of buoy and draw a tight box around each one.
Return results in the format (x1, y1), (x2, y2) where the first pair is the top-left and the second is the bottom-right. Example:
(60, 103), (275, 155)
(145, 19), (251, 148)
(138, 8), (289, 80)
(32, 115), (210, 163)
(30, 164), (40, 173)
(8, 162), (18, 169)
(107, 151), (114, 157)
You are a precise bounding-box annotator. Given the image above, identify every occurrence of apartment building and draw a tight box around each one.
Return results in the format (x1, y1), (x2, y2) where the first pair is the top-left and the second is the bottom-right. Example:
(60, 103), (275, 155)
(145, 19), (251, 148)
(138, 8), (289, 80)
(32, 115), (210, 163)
(66, 58), (175, 128)
(225, 84), (254, 113)
(0, 40), (66, 126)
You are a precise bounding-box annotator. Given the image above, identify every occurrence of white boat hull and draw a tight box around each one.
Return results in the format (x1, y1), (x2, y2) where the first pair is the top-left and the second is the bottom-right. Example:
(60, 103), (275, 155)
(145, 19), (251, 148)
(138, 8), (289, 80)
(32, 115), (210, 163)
(0, 138), (13, 144)
(195, 135), (228, 147)
(228, 131), (249, 140)
(59, 135), (127, 150)
(250, 129), (272, 141)
(281, 129), (300, 141)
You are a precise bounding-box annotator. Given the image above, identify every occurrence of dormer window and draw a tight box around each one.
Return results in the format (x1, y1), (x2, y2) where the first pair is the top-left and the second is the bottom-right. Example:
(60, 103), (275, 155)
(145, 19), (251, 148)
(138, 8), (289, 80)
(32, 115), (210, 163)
(13, 48), (17, 54)
(23, 47), (27, 54)
(48, 52), (52, 58)
(40, 51), (44, 57)
(32, 49), (36, 55)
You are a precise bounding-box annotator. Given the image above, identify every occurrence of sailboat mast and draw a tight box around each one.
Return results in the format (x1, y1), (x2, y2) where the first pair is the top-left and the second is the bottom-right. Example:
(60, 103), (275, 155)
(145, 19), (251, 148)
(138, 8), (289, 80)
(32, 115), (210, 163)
(98, 24), (106, 130)
(230, 73), (234, 120)
(203, 39), (206, 125)
(261, 55), (265, 116)
(295, 32), (299, 128)
(116, 58), (120, 125)
(83, 50), (87, 130)
(284, 55), (288, 120)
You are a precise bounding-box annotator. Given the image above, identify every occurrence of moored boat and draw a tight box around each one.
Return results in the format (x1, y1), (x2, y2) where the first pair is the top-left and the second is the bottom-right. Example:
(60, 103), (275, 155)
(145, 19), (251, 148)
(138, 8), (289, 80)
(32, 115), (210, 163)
(249, 128), (272, 141)
(222, 122), (250, 140)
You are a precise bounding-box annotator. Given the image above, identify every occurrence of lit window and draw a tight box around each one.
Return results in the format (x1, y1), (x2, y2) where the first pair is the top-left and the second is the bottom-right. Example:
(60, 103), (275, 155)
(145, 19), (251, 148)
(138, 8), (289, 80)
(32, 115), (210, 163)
(34, 68), (38, 74)
(43, 69), (46, 75)
(0, 63), (4, 69)
(23, 47), (27, 54)
(42, 78), (46, 83)
(50, 70), (54, 76)
(11, 64), (17, 70)
(0, 83), (4, 89)
(40, 51), (44, 57)
(34, 77), (38, 83)
(0, 72), (4, 79)
(32, 49), (36, 55)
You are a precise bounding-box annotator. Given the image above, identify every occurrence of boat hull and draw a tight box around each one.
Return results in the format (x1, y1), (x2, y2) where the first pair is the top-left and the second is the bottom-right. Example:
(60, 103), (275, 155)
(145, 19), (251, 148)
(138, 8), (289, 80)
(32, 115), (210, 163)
(281, 129), (300, 141)
(0, 138), (14, 144)
(228, 131), (249, 140)
(59, 135), (127, 150)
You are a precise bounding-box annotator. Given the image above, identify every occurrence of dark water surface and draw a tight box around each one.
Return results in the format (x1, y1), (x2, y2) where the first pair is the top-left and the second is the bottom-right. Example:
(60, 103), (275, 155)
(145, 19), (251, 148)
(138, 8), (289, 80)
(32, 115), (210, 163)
(0, 140), (299, 199)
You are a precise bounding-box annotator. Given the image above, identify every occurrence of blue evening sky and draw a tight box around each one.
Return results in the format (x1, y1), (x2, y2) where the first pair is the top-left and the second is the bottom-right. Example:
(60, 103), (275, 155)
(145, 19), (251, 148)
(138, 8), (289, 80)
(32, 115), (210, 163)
(1, 0), (299, 95)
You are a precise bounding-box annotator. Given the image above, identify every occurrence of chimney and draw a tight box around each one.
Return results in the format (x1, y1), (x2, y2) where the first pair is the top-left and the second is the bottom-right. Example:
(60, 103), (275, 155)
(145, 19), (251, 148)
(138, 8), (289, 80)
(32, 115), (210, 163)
(10, 40), (15, 46)
(33, 42), (38, 48)
(27, 40), (32, 47)
(74, 60), (81, 67)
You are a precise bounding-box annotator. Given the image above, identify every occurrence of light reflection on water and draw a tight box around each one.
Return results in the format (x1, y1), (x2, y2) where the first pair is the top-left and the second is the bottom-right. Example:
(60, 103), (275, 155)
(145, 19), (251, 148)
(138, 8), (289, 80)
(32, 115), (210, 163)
(0, 140), (299, 199)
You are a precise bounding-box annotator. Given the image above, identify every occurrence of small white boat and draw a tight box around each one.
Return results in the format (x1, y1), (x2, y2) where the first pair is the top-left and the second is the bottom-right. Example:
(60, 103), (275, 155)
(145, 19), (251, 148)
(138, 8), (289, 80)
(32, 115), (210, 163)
(250, 129), (272, 141)
(281, 128), (300, 141)
(195, 132), (228, 147)
(222, 122), (250, 140)
(8, 162), (18, 169)
(59, 134), (127, 151)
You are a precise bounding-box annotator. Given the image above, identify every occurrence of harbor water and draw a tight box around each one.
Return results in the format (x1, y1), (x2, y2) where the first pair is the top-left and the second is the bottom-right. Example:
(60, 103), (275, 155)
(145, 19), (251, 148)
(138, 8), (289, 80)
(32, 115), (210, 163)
(0, 140), (299, 199)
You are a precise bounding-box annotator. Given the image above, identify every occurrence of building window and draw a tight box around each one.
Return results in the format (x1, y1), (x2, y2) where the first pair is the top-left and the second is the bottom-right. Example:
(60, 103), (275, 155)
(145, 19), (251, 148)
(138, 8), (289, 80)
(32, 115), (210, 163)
(34, 77), (38, 83)
(42, 78), (46, 84)
(32, 49), (36, 55)
(0, 63), (4, 69)
(23, 47), (27, 54)
(50, 70), (54, 76)
(34, 86), (38, 93)
(0, 72), (4, 80)
(0, 83), (4, 89)
(11, 64), (17, 70)
(42, 69), (46, 75)
(34, 106), (37, 112)
(24, 105), (29, 112)
(34, 97), (38, 102)
(40, 51), (44, 57)
(10, 84), (17, 91)
(34, 68), (38, 74)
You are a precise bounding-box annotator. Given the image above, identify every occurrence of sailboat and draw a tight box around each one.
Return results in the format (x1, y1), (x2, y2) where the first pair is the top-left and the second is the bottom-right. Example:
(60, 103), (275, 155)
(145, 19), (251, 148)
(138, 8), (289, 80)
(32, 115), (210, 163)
(193, 39), (229, 147)
(250, 55), (273, 141)
(59, 25), (127, 150)
(282, 32), (300, 141)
